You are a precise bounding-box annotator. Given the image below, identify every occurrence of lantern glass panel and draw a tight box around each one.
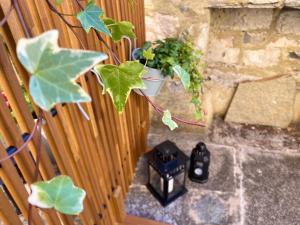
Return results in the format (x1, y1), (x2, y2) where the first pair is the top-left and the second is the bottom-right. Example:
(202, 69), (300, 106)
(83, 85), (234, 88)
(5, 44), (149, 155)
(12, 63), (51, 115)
(166, 169), (185, 199)
(149, 165), (164, 198)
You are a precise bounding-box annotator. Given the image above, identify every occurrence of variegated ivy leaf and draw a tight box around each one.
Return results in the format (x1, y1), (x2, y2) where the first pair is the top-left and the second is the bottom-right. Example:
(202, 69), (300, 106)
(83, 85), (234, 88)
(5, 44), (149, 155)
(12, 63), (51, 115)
(162, 110), (178, 131)
(103, 17), (136, 42)
(17, 30), (107, 111)
(28, 175), (86, 215)
(94, 61), (145, 112)
(172, 65), (190, 90)
(77, 0), (111, 35)
(143, 47), (155, 61)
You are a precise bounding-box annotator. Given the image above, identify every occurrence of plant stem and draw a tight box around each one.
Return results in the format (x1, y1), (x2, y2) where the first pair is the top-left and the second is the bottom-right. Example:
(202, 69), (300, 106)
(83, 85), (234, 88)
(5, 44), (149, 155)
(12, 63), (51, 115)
(45, 0), (82, 28)
(45, 0), (207, 128)
(0, 117), (41, 163)
(141, 90), (206, 127)
(27, 110), (43, 225)
(13, 0), (32, 38)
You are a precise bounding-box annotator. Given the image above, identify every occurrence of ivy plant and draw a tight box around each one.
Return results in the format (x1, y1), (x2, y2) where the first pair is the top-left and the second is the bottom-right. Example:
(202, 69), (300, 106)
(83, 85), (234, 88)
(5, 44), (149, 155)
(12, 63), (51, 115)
(162, 110), (178, 131)
(28, 176), (86, 215)
(103, 17), (136, 42)
(12, 0), (192, 219)
(134, 38), (204, 120)
(17, 30), (107, 111)
(76, 0), (111, 35)
(16, 29), (107, 215)
(94, 61), (145, 112)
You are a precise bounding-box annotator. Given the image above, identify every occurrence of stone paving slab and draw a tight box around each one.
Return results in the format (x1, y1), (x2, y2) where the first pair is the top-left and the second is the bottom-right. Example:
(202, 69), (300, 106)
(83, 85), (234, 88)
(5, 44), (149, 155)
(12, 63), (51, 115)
(241, 150), (300, 225)
(126, 118), (300, 225)
(207, 118), (300, 152)
(126, 142), (239, 225)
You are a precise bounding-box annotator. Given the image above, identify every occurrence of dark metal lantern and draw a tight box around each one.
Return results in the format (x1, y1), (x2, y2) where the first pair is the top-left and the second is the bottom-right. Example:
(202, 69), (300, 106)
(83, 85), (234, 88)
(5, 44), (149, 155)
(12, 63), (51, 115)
(147, 140), (188, 207)
(189, 142), (210, 183)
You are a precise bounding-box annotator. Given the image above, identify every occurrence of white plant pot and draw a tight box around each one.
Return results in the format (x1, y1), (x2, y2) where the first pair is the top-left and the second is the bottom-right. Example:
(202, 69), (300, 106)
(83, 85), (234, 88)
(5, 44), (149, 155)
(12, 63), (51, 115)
(131, 48), (166, 97)
(134, 67), (166, 96)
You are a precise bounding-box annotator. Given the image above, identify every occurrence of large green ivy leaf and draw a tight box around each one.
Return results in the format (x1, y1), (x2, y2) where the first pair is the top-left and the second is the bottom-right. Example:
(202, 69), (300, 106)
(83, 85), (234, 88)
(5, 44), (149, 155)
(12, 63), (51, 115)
(77, 0), (111, 35)
(28, 176), (86, 215)
(17, 30), (107, 111)
(103, 17), (136, 42)
(162, 110), (178, 130)
(172, 65), (190, 90)
(94, 61), (145, 112)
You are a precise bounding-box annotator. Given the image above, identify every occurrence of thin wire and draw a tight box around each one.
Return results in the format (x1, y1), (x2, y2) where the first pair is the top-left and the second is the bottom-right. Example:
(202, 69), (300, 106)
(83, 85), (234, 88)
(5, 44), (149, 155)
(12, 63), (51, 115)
(76, 103), (90, 120)
(0, 116), (41, 164)
(123, 36), (132, 60)
(0, 3), (13, 27)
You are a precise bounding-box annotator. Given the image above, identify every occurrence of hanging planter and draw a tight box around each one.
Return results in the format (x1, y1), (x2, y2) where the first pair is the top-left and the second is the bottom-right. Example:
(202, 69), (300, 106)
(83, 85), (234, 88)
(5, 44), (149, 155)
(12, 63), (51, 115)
(131, 48), (166, 96)
(131, 39), (204, 120)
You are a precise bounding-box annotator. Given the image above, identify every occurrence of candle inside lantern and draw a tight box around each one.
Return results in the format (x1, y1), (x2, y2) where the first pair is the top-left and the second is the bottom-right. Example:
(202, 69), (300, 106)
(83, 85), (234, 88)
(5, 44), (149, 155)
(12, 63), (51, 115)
(160, 174), (174, 193)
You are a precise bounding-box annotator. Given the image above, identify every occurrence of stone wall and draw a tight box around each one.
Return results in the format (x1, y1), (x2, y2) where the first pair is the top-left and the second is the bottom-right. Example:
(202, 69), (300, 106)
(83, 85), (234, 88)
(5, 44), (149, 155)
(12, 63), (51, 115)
(145, 0), (300, 129)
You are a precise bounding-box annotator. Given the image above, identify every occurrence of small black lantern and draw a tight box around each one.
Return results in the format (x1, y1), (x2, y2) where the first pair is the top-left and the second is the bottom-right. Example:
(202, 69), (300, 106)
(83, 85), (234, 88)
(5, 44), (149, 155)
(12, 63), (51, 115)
(147, 140), (188, 207)
(189, 142), (210, 183)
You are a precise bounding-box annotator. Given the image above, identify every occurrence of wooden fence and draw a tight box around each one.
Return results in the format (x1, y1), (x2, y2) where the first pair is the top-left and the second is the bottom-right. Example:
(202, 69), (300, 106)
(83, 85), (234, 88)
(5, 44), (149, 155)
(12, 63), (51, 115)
(0, 0), (149, 224)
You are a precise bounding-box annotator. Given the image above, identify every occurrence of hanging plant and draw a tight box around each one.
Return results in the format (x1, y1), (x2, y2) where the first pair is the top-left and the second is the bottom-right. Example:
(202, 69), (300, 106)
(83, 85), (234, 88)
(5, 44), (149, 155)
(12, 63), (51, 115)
(134, 38), (204, 120)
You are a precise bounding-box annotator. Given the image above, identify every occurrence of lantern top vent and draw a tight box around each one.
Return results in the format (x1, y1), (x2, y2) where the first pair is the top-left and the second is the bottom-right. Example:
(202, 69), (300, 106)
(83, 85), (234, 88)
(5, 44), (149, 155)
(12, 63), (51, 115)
(149, 140), (188, 176)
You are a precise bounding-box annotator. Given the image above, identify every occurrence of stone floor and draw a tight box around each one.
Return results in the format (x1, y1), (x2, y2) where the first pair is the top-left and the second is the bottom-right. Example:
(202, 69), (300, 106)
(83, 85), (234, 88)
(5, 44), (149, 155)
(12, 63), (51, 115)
(125, 118), (300, 225)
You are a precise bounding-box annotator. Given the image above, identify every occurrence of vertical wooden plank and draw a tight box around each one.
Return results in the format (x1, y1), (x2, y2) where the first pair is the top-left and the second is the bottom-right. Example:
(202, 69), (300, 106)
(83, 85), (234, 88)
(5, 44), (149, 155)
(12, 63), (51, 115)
(0, 190), (23, 225)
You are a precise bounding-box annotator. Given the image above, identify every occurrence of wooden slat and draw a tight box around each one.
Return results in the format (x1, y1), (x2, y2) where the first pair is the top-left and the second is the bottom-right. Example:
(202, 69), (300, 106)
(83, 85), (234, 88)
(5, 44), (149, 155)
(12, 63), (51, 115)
(123, 215), (170, 225)
(0, 190), (23, 225)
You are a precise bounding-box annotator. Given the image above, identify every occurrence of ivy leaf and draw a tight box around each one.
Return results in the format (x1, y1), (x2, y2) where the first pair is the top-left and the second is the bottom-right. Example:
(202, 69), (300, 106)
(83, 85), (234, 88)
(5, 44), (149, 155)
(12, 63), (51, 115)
(77, 0), (111, 35)
(94, 61), (145, 112)
(194, 109), (202, 120)
(172, 65), (190, 90)
(191, 96), (200, 105)
(17, 30), (107, 111)
(162, 110), (178, 131)
(55, 0), (62, 6)
(28, 176), (86, 215)
(143, 47), (155, 61)
(103, 17), (136, 42)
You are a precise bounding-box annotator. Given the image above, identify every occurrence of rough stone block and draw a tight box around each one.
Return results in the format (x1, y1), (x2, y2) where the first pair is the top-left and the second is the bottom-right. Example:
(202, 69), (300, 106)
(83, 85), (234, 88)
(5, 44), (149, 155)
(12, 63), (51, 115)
(276, 10), (300, 35)
(293, 91), (300, 122)
(211, 8), (273, 30)
(206, 69), (258, 87)
(225, 76), (297, 128)
(243, 48), (281, 67)
(249, 0), (279, 3)
(285, 0), (300, 9)
(206, 37), (240, 64)
(145, 13), (180, 41)
(242, 151), (300, 225)
(268, 37), (300, 48)
(243, 31), (267, 44)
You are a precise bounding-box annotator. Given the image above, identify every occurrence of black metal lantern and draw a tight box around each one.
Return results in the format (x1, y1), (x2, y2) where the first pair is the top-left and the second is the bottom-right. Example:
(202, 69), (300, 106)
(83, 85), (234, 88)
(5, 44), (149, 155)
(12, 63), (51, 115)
(147, 140), (188, 207)
(189, 142), (210, 183)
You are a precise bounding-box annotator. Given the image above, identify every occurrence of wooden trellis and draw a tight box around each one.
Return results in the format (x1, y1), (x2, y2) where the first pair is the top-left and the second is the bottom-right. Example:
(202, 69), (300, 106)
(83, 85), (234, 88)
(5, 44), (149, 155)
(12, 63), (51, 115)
(0, 0), (149, 225)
